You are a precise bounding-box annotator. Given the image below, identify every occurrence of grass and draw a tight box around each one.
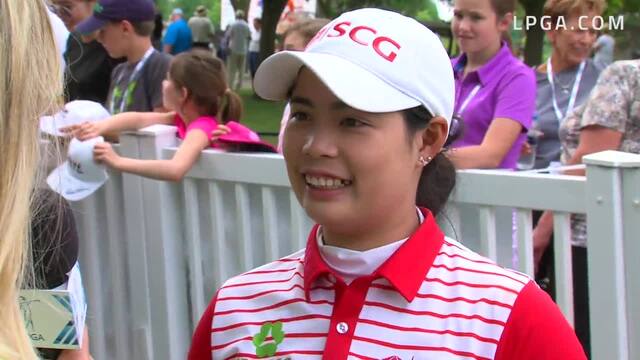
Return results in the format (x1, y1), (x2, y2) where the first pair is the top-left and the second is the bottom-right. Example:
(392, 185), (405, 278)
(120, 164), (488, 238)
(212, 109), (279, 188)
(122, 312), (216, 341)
(237, 88), (286, 146)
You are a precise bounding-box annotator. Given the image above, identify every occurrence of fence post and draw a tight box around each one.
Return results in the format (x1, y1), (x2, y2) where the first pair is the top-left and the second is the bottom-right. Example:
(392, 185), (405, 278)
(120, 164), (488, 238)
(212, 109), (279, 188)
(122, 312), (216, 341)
(619, 154), (640, 360)
(584, 150), (640, 360)
(118, 130), (153, 359)
(136, 125), (191, 359)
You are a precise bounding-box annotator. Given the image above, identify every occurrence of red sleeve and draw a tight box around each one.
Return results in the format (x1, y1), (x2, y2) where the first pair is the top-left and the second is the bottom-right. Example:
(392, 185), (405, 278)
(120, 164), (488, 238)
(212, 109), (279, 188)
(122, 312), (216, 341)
(494, 281), (587, 360)
(188, 290), (220, 360)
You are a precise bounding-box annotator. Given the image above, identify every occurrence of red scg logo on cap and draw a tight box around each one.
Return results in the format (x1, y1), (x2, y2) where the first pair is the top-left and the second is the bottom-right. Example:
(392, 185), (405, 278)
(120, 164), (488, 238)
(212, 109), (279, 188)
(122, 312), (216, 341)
(308, 21), (401, 63)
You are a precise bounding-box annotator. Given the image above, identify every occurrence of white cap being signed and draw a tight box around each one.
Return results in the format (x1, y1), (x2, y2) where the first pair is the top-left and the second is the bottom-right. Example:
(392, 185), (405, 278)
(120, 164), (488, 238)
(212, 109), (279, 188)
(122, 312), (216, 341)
(47, 137), (108, 201)
(40, 100), (110, 137)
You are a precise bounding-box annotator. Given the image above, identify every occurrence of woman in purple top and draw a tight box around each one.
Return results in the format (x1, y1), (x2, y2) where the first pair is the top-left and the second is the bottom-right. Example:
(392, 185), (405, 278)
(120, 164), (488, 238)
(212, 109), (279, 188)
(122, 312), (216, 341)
(448, 0), (536, 170)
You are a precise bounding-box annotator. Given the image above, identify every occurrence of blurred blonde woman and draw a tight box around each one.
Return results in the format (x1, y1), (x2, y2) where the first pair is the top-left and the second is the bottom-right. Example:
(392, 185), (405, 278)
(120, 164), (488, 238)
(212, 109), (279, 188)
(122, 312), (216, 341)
(0, 0), (61, 358)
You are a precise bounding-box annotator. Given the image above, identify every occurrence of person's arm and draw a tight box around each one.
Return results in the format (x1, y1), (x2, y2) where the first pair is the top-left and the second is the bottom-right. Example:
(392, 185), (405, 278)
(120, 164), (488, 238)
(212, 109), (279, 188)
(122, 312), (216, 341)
(447, 118), (524, 169)
(494, 281), (586, 360)
(61, 112), (174, 141)
(209, 22), (215, 40)
(533, 125), (622, 266)
(188, 290), (220, 359)
(564, 126), (623, 176)
(163, 25), (177, 54)
(94, 129), (210, 182)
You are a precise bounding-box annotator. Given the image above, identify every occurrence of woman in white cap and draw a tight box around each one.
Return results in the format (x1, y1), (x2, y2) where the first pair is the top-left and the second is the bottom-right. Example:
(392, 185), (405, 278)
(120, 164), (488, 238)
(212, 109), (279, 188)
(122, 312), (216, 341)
(188, 8), (585, 359)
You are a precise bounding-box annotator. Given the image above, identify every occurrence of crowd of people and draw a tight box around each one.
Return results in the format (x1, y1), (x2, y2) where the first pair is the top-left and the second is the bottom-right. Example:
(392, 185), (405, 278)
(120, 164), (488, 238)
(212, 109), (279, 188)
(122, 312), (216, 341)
(1, 0), (639, 358)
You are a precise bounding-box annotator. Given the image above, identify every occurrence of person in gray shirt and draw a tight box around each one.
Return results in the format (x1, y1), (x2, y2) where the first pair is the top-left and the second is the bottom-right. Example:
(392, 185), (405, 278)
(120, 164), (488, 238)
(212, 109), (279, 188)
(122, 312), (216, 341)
(532, 0), (604, 169)
(225, 10), (251, 90)
(189, 5), (215, 50)
(593, 32), (615, 69)
(76, 0), (171, 113)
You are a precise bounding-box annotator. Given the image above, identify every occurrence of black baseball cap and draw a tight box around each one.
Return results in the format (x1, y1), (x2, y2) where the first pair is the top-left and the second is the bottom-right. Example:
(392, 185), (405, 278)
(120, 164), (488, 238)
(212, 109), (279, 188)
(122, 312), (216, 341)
(76, 0), (155, 34)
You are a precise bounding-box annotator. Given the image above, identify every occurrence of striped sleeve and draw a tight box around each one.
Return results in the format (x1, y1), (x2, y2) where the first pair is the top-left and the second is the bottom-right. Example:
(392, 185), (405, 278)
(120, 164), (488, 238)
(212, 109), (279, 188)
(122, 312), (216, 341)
(494, 281), (587, 360)
(189, 290), (220, 360)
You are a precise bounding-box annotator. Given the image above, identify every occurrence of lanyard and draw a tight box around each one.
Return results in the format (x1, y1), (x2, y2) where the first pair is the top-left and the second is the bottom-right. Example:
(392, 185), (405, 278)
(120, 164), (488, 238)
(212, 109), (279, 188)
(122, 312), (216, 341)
(457, 84), (481, 115)
(110, 47), (155, 114)
(546, 57), (585, 122)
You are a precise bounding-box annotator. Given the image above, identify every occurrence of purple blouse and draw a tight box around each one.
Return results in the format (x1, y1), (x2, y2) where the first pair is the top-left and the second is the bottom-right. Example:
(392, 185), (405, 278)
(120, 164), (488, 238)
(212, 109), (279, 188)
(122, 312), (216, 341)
(451, 43), (536, 169)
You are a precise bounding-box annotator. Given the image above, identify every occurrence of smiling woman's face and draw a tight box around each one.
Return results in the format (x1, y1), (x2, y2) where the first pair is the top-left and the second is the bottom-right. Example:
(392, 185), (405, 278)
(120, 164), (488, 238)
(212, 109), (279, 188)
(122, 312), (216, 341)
(283, 68), (424, 239)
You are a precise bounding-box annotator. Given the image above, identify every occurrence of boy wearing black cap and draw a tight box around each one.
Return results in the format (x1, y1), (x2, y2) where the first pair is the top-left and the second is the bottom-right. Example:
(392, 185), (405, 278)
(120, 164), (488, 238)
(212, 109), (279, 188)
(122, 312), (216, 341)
(77, 0), (171, 113)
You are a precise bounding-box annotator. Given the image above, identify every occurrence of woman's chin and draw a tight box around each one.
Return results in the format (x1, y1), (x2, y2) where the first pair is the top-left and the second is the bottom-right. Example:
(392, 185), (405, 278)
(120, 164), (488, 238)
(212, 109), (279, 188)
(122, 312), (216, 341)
(303, 202), (352, 228)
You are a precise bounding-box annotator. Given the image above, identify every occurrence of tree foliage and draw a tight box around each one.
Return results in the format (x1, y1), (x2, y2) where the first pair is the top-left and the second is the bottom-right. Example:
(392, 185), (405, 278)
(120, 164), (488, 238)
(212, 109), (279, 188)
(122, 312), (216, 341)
(316, 0), (435, 19)
(260, 0), (289, 62)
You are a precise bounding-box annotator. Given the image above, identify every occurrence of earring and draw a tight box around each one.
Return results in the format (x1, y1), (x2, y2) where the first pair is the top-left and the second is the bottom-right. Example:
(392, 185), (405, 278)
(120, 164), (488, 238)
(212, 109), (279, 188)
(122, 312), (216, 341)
(418, 155), (432, 167)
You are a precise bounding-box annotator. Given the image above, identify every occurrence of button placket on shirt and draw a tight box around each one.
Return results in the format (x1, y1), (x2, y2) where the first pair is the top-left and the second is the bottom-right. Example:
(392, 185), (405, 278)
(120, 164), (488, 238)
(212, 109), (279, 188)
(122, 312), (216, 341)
(323, 276), (373, 358)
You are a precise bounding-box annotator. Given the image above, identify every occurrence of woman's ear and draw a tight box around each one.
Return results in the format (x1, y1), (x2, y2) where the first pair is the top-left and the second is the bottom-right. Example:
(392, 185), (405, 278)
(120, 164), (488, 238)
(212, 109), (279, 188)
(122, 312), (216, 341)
(419, 116), (448, 156)
(498, 12), (513, 33)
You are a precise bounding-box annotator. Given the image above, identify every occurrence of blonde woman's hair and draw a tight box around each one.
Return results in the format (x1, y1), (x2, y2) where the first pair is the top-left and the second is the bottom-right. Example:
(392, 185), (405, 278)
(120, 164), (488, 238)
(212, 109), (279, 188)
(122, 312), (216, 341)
(543, 0), (606, 21)
(0, 0), (61, 358)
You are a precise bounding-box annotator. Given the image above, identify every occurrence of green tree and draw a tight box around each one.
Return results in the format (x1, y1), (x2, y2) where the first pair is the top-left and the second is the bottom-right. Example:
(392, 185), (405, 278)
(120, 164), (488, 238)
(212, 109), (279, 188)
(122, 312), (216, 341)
(259, 0), (289, 62)
(415, 0), (440, 22)
(317, 0), (431, 18)
(520, 0), (545, 66)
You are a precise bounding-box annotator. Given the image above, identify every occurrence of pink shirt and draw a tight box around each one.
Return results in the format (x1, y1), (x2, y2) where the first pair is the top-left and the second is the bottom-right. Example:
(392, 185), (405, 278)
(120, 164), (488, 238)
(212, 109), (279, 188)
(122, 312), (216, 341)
(175, 114), (221, 148)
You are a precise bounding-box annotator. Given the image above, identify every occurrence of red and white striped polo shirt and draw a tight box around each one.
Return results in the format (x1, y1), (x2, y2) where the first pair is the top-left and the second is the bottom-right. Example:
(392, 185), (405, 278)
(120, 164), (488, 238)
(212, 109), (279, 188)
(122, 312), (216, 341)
(189, 210), (585, 360)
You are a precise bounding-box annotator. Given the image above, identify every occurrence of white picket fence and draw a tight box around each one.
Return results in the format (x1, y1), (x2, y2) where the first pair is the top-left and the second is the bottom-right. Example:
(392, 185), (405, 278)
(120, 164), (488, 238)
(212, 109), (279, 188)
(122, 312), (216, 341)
(68, 125), (639, 360)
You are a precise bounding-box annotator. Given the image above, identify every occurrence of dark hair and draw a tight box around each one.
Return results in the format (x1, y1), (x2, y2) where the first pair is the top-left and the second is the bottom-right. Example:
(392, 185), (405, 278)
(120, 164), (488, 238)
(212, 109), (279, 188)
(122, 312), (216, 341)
(488, 0), (516, 18)
(131, 20), (155, 36)
(486, 0), (516, 49)
(403, 106), (456, 216)
(110, 20), (156, 36)
(153, 13), (163, 40)
(169, 50), (243, 123)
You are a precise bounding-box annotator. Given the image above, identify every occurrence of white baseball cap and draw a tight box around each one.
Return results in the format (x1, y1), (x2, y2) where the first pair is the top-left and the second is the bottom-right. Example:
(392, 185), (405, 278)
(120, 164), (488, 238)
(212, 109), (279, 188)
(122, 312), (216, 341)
(47, 137), (108, 201)
(40, 100), (110, 137)
(254, 8), (454, 130)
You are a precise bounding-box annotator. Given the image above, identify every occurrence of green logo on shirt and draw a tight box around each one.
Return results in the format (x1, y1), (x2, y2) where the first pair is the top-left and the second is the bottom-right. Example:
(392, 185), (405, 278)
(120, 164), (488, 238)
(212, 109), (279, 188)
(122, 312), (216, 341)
(252, 321), (285, 358)
(93, 3), (103, 13)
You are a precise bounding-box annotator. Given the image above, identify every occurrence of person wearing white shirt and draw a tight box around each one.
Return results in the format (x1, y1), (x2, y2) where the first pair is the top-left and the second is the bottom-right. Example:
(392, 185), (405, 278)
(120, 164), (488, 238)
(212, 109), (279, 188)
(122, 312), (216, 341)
(248, 17), (261, 84)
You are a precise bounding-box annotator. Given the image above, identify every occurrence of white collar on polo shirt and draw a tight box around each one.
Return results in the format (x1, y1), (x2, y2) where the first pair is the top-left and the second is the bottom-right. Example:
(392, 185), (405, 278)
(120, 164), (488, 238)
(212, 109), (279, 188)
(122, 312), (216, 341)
(318, 208), (425, 285)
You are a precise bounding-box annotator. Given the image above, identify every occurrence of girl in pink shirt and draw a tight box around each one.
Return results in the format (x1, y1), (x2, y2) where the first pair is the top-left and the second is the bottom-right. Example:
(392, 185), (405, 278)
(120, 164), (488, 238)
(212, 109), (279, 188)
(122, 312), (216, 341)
(63, 51), (242, 181)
